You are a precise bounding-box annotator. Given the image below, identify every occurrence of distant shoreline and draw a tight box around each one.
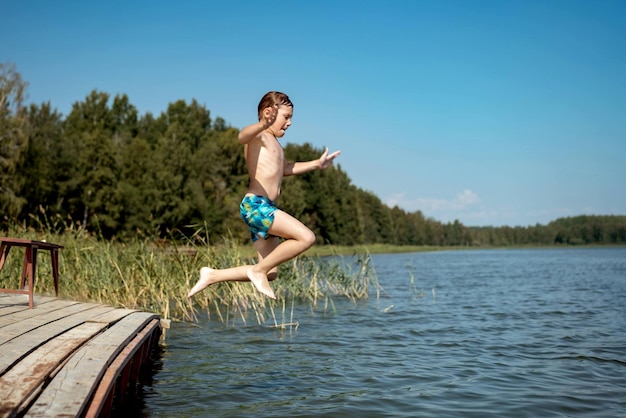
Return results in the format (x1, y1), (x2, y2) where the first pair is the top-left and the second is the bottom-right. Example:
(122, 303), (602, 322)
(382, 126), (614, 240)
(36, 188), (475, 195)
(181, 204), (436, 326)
(302, 243), (626, 257)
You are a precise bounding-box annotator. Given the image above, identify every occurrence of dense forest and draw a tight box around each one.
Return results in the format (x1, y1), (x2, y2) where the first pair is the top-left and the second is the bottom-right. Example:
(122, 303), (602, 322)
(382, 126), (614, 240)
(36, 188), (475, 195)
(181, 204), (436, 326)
(2, 63), (625, 246)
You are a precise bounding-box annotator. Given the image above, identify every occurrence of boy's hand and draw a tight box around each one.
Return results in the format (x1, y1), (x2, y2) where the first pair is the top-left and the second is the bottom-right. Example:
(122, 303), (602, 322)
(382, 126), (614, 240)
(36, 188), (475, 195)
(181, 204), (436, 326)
(261, 105), (278, 128)
(319, 147), (341, 169)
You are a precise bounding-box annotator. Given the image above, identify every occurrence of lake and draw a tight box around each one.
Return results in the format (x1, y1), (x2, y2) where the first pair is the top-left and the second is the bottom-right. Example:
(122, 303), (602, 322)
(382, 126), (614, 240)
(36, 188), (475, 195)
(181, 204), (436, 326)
(136, 248), (626, 417)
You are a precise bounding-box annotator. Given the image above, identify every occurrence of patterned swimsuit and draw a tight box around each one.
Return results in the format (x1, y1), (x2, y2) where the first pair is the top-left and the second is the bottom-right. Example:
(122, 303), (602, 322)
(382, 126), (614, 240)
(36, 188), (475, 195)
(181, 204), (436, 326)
(240, 195), (279, 242)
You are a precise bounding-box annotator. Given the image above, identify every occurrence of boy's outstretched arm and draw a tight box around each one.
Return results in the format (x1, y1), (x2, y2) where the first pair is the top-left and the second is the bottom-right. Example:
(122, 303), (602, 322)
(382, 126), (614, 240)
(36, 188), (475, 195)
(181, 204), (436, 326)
(319, 147), (342, 169)
(284, 147), (341, 176)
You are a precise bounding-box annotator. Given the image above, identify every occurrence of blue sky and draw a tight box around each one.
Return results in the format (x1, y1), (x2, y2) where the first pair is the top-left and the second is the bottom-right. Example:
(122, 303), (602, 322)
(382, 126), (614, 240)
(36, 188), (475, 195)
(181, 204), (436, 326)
(4, 0), (625, 227)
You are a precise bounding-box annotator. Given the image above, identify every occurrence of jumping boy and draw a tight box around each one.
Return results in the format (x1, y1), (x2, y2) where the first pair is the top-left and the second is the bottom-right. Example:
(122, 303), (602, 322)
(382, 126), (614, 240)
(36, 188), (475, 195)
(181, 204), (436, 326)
(187, 91), (341, 299)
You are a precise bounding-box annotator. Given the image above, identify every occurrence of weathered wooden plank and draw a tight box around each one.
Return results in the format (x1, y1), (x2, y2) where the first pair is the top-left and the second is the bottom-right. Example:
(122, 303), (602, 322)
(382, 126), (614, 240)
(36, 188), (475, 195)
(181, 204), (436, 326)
(0, 294), (56, 304)
(26, 312), (158, 417)
(88, 308), (137, 324)
(0, 306), (116, 376)
(0, 302), (101, 344)
(0, 300), (68, 325)
(0, 295), (56, 316)
(0, 322), (108, 418)
(0, 303), (30, 317)
(0, 297), (67, 319)
(0, 294), (26, 305)
(85, 318), (161, 418)
(0, 294), (58, 306)
(0, 299), (82, 329)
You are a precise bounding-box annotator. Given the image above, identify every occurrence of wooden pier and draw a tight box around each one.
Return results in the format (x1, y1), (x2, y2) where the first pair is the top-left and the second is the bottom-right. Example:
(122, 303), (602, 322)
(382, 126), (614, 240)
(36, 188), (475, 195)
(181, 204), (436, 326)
(0, 294), (162, 417)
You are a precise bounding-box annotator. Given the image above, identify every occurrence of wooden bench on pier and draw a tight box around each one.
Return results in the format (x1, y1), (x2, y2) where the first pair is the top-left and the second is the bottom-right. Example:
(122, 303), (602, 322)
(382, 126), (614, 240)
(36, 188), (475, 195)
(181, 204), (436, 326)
(0, 237), (63, 309)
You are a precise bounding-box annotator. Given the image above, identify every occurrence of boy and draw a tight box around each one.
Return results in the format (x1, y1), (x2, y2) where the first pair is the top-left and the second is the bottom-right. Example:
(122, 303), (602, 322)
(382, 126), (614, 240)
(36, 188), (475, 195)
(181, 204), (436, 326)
(188, 91), (341, 299)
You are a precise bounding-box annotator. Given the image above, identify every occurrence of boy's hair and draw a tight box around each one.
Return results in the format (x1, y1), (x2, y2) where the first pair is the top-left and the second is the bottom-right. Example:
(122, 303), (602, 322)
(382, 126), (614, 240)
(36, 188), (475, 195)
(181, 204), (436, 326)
(257, 91), (293, 121)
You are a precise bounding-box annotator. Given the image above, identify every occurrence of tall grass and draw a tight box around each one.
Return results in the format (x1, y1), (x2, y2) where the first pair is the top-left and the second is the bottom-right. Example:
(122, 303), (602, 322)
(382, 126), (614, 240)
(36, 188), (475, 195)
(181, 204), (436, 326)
(1, 217), (380, 326)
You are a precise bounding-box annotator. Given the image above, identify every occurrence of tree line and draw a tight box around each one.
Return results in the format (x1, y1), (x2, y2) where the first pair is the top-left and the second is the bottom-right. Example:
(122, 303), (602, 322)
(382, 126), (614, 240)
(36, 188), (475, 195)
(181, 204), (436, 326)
(2, 63), (625, 246)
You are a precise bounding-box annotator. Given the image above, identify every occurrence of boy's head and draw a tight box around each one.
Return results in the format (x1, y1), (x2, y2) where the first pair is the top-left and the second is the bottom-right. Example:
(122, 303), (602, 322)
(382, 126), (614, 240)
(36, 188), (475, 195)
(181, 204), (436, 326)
(257, 91), (293, 121)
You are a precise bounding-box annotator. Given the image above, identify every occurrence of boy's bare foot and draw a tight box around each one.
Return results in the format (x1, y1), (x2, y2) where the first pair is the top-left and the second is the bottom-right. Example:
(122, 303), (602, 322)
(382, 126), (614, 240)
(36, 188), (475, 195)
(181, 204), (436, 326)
(187, 267), (215, 298)
(247, 268), (276, 299)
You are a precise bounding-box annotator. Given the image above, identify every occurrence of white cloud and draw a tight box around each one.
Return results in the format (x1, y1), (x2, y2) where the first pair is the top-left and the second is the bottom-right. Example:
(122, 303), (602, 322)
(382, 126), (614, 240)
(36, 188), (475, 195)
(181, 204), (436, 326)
(456, 189), (480, 206)
(383, 189), (499, 225)
(384, 189), (619, 227)
(385, 189), (481, 213)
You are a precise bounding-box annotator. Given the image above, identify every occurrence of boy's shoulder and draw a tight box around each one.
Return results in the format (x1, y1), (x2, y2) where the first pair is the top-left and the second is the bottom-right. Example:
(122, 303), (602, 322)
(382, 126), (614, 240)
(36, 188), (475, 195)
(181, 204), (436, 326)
(258, 131), (281, 147)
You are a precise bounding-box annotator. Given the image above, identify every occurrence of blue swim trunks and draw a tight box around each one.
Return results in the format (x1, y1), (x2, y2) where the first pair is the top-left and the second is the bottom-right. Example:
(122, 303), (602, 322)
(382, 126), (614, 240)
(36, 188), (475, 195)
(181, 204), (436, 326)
(240, 195), (279, 242)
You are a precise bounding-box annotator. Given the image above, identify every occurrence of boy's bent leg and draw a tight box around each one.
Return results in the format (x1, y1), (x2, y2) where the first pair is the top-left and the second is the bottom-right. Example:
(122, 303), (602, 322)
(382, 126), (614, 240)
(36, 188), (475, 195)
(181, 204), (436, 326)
(188, 264), (276, 299)
(242, 237), (281, 300)
(187, 267), (216, 298)
(189, 224), (301, 300)
(187, 265), (250, 298)
(254, 236), (281, 281)
(250, 210), (315, 276)
(245, 269), (276, 299)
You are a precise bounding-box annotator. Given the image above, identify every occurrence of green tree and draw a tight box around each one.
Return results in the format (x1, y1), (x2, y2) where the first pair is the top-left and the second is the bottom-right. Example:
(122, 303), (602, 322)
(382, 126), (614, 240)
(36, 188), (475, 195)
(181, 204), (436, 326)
(0, 62), (29, 220)
(19, 102), (64, 219)
(353, 190), (393, 245)
(59, 90), (120, 236)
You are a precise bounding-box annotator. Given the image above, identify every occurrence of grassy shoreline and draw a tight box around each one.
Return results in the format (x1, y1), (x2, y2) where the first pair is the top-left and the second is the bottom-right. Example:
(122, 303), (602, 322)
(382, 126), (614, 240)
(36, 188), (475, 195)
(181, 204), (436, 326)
(0, 231), (381, 325)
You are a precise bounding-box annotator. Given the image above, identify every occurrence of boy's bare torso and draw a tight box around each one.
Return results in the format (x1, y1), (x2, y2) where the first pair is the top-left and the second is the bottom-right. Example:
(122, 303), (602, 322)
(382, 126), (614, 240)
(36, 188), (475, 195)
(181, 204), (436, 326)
(244, 131), (284, 202)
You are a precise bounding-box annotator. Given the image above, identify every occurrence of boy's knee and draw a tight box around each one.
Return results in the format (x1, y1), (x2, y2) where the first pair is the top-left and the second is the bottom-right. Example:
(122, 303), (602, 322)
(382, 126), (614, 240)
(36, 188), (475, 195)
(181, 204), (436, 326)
(303, 230), (316, 249)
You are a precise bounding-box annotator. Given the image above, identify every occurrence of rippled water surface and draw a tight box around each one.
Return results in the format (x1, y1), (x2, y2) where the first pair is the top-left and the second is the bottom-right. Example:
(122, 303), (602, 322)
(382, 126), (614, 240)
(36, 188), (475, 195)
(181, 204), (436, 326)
(140, 248), (626, 417)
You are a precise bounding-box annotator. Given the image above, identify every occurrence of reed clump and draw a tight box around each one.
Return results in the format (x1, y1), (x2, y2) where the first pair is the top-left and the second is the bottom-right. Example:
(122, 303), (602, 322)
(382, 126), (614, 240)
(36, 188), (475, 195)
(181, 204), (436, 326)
(0, 219), (380, 325)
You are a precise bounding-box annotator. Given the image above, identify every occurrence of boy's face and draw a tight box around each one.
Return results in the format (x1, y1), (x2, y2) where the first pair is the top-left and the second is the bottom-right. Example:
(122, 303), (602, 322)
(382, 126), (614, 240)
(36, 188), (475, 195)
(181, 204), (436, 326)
(270, 105), (293, 138)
